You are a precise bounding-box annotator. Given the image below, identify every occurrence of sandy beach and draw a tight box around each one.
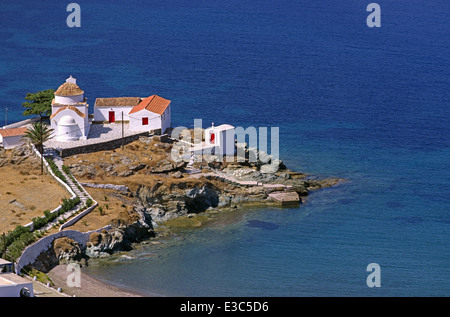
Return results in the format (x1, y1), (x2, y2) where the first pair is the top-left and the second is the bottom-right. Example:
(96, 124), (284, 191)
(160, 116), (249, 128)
(46, 265), (147, 297)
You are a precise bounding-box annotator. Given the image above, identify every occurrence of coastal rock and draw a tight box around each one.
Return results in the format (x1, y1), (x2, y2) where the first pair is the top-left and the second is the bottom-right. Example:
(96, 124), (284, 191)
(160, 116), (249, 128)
(260, 163), (279, 174)
(53, 237), (82, 264)
(185, 186), (219, 213)
(218, 195), (232, 208)
(120, 206), (155, 242)
(258, 151), (272, 164)
(11, 145), (31, 157)
(86, 229), (126, 258)
(31, 237), (84, 273)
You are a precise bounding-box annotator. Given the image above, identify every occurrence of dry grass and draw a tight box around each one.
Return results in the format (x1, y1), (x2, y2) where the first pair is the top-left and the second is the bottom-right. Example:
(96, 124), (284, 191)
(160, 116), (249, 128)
(63, 139), (174, 187)
(0, 156), (69, 234)
(63, 187), (135, 232)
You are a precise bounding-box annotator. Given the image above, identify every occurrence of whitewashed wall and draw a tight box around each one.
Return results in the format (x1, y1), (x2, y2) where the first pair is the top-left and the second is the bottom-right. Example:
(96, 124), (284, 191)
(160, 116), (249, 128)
(50, 109), (89, 141)
(54, 94), (84, 105)
(129, 109), (161, 132)
(94, 106), (133, 122)
(0, 278), (34, 297)
(2, 135), (25, 149)
(161, 105), (171, 134)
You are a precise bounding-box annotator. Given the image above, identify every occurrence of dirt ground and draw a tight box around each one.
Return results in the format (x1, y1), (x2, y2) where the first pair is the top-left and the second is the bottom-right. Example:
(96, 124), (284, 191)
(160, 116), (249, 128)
(0, 156), (69, 234)
(63, 187), (135, 232)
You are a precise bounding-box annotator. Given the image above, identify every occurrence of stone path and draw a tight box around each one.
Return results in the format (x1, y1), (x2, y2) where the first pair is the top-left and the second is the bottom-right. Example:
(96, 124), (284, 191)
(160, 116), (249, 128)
(44, 148), (89, 203)
(35, 147), (93, 231)
(24, 276), (69, 297)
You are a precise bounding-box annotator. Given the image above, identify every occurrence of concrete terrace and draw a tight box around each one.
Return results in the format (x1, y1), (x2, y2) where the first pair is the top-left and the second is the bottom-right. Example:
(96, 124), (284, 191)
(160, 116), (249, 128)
(44, 122), (141, 150)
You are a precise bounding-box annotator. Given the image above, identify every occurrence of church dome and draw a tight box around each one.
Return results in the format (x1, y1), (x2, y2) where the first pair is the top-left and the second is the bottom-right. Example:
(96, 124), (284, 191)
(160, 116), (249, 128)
(55, 82), (84, 96)
(59, 115), (77, 125)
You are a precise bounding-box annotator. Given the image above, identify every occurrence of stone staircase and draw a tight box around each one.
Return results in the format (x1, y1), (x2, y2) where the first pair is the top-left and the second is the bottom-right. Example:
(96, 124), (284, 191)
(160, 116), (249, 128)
(43, 148), (89, 205)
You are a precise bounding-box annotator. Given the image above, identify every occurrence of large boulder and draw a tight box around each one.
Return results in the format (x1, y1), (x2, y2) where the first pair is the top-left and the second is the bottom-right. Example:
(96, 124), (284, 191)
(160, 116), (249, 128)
(53, 237), (82, 264)
(85, 229), (125, 258)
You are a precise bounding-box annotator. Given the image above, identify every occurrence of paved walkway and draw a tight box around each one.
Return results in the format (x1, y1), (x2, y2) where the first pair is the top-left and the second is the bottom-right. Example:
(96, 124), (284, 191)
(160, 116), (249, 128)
(34, 147), (93, 231)
(44, 148), (89, 203)
(44, 122), (141, 149)
(25, 276), (70, 297)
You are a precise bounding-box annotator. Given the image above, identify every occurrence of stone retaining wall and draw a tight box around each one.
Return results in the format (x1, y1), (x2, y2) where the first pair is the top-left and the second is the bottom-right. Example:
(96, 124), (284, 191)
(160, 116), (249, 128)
(15, 227), (110, 274)
(58, 202), (98, 231)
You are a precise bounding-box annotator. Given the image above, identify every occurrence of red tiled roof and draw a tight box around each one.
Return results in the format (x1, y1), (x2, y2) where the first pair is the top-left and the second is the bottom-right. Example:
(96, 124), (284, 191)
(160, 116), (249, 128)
(0, 127), (28, 137)
(50, 105), (86, 119)
(129, 95), (171, 115)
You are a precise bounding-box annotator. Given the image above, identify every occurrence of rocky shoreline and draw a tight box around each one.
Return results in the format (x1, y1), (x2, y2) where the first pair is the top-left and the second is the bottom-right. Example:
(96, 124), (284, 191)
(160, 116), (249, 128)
(9, 135), (344, 275)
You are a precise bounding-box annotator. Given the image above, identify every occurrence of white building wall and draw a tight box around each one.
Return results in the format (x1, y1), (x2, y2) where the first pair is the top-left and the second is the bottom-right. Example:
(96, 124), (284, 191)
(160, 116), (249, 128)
(0, 281), (34, 297)
(129, 109), (161, 132)
(2, 135), (25, 149)
(161, 105), (171, 134)
(51, 109), (89, 141)
(204, 125), (235, 156)
(94, 106), (134, 122)
(54, 94), (84, 105)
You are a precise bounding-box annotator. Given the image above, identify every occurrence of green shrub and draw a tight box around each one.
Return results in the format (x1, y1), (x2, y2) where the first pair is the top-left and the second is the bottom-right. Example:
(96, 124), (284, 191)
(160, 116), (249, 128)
(0, 196), (81, 260)
(62, 165), (71, 175)
(6, 232), (36, 260)
(85, 198), (93, 207)
(45, 158), (66, 183)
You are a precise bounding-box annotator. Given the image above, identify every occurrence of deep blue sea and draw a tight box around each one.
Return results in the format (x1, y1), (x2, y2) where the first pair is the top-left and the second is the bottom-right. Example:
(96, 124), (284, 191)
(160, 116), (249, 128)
(1, 0), (449, 296)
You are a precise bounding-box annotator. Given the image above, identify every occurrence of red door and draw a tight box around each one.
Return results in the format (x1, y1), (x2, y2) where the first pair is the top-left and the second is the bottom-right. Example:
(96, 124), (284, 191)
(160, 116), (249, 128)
(108, 111), (115, 123)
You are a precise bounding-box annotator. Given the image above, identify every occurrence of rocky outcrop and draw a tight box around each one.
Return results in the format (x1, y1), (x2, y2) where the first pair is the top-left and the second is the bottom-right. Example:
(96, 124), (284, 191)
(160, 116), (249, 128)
(0, 144), (34, 167)
(29, 237), (86, 273)
(85, 204), (155, 258)
(86, 229), (126, 258)
(150, 159), (185, 173)
(56, 139), (344, 259)
(53, 237), (83, 264)
(134, 182), (222, 221)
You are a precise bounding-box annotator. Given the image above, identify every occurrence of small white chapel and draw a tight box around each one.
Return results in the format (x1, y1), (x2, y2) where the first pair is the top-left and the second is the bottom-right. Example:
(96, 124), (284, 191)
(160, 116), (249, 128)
(50, 76), (90, 142)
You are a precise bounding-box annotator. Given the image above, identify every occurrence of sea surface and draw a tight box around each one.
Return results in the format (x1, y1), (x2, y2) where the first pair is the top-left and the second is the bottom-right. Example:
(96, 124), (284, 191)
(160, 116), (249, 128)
(1, 0), (449, 296)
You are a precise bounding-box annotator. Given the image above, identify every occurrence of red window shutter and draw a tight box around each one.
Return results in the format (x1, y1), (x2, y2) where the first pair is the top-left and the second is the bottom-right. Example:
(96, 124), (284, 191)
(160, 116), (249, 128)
(142, 117), (148, 125)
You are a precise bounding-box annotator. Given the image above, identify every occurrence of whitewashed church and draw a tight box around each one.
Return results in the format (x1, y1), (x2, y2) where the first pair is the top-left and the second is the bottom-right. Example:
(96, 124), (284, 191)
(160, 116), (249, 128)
(50, 76), (172, 142)
(50, 76), (90, 141)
